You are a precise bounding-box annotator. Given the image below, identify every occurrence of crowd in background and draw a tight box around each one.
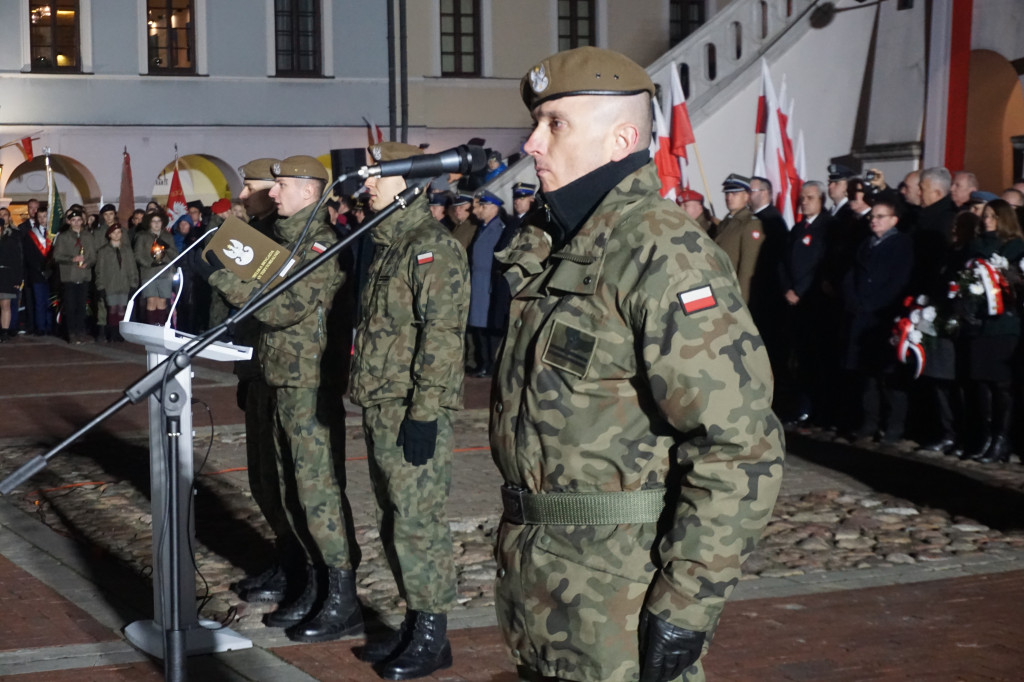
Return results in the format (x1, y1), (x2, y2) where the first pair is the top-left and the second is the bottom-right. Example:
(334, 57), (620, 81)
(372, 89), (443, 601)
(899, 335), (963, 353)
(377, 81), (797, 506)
(3, 149), (1022, 466)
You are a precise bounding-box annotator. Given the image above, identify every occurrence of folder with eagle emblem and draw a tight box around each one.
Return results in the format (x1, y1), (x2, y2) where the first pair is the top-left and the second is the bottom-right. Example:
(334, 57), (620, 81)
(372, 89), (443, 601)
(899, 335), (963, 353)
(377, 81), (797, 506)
(201, 216), (295, 287)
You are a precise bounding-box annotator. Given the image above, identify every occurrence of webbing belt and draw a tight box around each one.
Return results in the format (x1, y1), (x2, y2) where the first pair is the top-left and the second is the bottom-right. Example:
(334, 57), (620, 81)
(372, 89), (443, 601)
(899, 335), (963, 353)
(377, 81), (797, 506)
(500, 484), (666, 525)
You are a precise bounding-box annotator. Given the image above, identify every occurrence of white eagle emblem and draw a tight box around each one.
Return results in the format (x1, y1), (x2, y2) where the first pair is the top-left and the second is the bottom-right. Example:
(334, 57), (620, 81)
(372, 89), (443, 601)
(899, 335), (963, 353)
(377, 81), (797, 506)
(222, 239), (255, 266)
(530, 64), (549, 94)
(370, 145), (383, 161)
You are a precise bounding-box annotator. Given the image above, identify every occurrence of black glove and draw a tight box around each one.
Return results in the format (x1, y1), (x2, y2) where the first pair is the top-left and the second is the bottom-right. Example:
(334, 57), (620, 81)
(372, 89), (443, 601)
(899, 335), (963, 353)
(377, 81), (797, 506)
(396, 418), (438, 466)
(189, 248), (224, 282)
(639, 611), (706, 682)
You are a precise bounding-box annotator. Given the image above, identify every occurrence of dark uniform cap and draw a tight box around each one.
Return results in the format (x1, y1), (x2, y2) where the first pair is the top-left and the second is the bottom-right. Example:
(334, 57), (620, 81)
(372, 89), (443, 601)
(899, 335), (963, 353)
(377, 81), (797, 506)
(968, 190), (999, 204)
(186, 199), (204, 210)
(450, 193), (472, 207)
(272, 155), (329, 183)
(99, 203), (116, 214)
(368, 141), (423, 163)
(474, 189), (504, 206)
(66, 207), (85, 219)
(428, 191), (451, 206)
(238, 158), (280, 182)
(512, 182), (537, 198)
(520, 46), (656, 110)
(722, 173), (752, 193)
(351, 194), (370, 211)
(827, 163), (855, 182)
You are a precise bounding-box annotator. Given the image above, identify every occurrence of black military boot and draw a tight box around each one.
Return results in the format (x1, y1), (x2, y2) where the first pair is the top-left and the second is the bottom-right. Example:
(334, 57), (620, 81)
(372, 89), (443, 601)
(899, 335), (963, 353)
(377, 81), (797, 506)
(285, 567), (363, 642)
(978, 388), (1013, 464)
(238, 563), (288, 603)
(357, 610), (416, 664)
(374, 611), (452, 680)
(264, 564), (317, 628)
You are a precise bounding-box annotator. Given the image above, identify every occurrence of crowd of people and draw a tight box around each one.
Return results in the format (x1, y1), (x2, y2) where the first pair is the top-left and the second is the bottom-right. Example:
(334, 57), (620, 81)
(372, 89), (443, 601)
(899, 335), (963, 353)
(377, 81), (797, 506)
(0, 195), (243, 343)
(676, 165), (1024, 466)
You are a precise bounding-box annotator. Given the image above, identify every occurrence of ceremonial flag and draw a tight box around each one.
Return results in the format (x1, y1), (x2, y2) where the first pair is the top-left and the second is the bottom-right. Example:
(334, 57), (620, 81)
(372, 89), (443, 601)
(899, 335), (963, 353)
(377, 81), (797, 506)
(667, 62), (694, 189)
(362, 117), (384, 146)
(44, 154), (64, 240)
(794, 130), (807, 223)
(165, 161), (187, 228)
(118, 147), (135, 227)
(20, 137), (34, 162)
(652, 102), (681, 200)
(753, 60), (789, 224)
(777, 78), (799, 226)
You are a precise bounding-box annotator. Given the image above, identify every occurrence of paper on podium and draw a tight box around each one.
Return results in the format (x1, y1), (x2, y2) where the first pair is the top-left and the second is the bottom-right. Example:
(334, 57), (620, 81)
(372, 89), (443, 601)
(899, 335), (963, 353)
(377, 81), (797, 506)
(202, 216), (296, 287)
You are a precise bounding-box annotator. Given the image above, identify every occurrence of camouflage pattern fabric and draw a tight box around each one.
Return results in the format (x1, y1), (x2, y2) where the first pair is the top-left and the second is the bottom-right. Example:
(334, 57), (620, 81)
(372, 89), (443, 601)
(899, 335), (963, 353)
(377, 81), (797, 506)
(363, 400), (456, 612)
(208, 204), (354, 567)
(350, 194), (469, 612)
(490, 162), (785, 682)
(712, 206), (764, 303)
(349, 196), (470, 421)
(269, 384), (353, 568)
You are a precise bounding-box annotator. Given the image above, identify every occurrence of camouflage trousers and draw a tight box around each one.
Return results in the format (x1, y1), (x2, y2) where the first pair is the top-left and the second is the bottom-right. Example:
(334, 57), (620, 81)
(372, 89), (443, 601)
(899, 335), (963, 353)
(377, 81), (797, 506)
(262, 384), (356, 569)
(515, 662), (703, 682)
(245, 379), (292, 546)
(362, 401), (456, 613)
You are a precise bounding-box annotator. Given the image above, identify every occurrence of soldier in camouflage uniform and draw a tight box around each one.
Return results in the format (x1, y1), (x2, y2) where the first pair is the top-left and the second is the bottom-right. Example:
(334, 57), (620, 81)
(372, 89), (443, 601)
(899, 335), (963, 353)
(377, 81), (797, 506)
(191, 155), (361, 644)
(491, 47), (786, 682)
(349, 142), (470, 680)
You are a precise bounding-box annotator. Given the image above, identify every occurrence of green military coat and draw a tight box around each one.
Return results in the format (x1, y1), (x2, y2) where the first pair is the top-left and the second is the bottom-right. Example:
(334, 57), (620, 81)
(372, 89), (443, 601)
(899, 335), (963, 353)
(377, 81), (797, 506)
(490, 163), (785, 681)
(712, 206), (764, 303)
(349, 196), (470, 422)
(52, 229), (97, 284)
(95, 242), (140, 295)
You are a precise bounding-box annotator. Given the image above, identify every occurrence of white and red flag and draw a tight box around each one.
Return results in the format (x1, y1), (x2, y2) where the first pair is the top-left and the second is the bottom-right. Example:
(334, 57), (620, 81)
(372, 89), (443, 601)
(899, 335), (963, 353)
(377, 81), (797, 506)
(165, 161), (187, 228)
(668, 62), (694, 188)
(753, 60), (791, 225)
(362, 116), (384, 146)
(652, 102), (681, 200)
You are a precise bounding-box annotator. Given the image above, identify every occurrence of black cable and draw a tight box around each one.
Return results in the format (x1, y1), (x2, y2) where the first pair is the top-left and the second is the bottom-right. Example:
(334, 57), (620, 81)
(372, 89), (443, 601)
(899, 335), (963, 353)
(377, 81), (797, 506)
(187, 397), (216, 619)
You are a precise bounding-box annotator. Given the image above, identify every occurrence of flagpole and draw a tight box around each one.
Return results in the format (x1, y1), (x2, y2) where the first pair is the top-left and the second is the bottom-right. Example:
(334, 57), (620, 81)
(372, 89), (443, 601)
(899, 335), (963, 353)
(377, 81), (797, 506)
(691, 141), (717, 218)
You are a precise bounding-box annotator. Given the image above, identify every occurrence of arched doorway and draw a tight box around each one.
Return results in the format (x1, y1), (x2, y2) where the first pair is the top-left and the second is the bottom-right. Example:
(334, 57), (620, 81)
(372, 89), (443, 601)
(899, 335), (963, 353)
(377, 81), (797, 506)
(150, 154), (240, 208)
(3, 154), (102, 217)
(965, 49), (1024, 191)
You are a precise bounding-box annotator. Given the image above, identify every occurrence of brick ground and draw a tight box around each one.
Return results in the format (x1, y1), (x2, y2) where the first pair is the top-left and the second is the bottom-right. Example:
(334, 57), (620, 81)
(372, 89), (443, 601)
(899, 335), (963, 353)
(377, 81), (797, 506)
(0, 554), (117, 651)
(0, 665), (164, 681)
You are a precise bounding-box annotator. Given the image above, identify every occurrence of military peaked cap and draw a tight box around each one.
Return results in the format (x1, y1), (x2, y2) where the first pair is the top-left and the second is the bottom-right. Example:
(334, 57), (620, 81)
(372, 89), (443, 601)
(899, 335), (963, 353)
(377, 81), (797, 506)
(368, 141), (423, 163)
(722, 174), (752, 193)
(239, 158), (280, 182)
(521, 46), (656, 110)
(512, 182), (537, 197)
(827, 163), (855, 182)
(474, 189), (504, 206)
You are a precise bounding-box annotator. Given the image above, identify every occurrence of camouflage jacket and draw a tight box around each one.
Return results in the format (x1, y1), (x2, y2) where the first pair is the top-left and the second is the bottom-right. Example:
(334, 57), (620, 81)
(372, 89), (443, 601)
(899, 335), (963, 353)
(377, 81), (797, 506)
(713, 207), (764, 303)
(209, 204), (341, 389)
(52, 229), (97, 284)
(349, 196), (469, 421)
(490, 163), (785, 681)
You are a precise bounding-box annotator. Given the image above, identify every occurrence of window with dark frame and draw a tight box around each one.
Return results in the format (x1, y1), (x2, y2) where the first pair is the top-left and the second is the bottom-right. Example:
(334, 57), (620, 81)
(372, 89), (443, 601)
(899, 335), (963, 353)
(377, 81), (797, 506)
(29, 0), (80, 72)
(440, 0), (480, 77)
(146, 0), (195, 74)
(275, 0), (322, 77)
(558, 0), (595, 51)
(669, 0), (707, 46)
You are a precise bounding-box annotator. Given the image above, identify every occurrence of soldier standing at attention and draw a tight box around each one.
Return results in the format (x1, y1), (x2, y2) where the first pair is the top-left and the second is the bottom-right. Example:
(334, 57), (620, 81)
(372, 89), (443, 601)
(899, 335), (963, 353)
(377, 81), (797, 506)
(349, 142), (470, 680)
(191, 156), (360, 643)
(713, 173), (764, 304)
(491, 47), (785, 682)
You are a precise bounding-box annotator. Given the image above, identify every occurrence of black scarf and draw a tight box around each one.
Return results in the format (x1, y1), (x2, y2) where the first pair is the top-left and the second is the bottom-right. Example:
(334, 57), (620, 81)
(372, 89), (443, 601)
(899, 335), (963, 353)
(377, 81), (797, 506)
(538, 150), (649, 250)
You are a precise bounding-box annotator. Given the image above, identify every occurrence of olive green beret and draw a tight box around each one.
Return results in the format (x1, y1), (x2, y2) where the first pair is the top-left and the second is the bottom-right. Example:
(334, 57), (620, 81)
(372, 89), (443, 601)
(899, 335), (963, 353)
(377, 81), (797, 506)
(238, 158), (279, 182)
(521, 46), (655, 110)
(272, 155), (329, 183)
(368, 141), (423, 163)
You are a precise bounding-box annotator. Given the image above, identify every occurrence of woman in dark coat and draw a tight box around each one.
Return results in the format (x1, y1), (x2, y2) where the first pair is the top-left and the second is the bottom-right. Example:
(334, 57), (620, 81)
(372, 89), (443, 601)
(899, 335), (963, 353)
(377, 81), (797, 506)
(963, 199), (1024, 463)
(134, 211), (177, 325)
(0, 208), (24, 340)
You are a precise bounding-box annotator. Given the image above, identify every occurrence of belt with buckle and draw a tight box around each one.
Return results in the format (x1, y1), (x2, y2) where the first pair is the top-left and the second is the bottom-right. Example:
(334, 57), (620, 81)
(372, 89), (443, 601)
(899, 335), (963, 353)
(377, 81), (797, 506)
(500, 484), (666, 525)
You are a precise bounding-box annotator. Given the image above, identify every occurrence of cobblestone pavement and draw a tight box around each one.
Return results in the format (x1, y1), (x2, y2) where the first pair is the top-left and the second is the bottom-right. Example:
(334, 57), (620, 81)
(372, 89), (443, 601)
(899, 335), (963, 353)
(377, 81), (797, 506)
(1, 408), (1022, 633)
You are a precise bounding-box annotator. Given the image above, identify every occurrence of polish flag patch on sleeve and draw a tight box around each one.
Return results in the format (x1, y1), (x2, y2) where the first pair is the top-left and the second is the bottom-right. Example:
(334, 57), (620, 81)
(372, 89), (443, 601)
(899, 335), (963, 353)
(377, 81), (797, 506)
(311, 242), (327, 254)
(416, 251), (434, 265)
(678, 285), (717, 315)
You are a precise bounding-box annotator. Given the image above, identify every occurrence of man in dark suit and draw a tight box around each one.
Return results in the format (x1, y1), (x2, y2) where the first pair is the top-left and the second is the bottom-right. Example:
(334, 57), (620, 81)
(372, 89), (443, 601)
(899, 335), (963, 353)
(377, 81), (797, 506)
(912, 167), (957, 298)
(748, 176), (789, 377)
(840, 197), (914, 443)
(780, 181), (831, 424)
(20, 199), (53, 335)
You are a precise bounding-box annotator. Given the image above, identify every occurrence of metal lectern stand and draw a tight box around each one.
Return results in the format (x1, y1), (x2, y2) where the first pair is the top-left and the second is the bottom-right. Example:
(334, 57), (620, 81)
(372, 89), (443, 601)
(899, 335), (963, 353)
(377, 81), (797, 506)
(119, 320), (254, 658)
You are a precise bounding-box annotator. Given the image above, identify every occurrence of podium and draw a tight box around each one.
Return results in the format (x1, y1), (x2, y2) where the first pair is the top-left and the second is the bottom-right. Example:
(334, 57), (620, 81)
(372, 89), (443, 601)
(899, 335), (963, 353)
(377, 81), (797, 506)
(119, 320), (254, 658)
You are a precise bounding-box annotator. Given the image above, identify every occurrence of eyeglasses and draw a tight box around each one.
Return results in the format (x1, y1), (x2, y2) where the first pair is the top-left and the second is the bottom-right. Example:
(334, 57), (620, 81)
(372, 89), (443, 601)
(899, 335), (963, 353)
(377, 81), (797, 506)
(869, 213), (895, 220)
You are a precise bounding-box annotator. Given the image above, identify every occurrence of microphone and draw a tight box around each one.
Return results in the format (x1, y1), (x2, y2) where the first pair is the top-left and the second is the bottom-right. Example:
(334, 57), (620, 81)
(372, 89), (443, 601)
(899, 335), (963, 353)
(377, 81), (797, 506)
(358, 144), (487, 179)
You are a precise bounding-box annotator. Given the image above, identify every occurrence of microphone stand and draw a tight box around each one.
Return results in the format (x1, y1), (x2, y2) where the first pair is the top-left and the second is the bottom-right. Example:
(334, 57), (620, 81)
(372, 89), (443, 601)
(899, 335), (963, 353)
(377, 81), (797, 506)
(0, 179), (427, 682)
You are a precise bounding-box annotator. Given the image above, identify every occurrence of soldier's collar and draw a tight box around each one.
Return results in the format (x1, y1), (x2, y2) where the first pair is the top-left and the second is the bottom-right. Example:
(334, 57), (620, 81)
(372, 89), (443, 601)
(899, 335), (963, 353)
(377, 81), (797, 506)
(541, 150), (648, 250)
